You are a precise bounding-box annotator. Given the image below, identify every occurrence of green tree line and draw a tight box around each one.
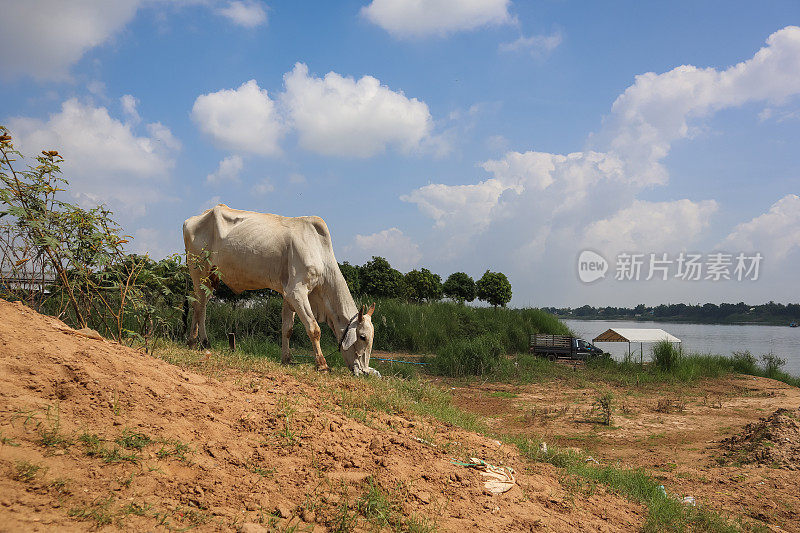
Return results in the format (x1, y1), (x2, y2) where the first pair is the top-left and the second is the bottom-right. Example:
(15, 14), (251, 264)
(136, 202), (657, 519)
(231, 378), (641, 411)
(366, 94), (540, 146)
(339, 256), (512, 307)
(545, 302), (800, 325)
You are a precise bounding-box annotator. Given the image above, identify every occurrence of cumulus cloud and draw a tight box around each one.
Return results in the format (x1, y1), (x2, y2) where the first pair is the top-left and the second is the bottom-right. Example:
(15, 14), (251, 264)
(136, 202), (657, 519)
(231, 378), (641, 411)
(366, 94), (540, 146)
(361, 0), (512, 38)
(6, 98), (178, 215)
(600, 25), (800, 186)
(403, 27), (800, 303)
(282, 63), (434, 157)
(499, 30), (562, 57)
(721, 194), (800, 260)
(0, 1), (142, 80)
(584, 199), (719, 253)
(401, 178), (507, 232)
(206, 155), (244, 184)
(346, 228), (422, 271)
(218, 0), (268, 28)
(191, 80), (284, 156)
(0, 1), (275, 80)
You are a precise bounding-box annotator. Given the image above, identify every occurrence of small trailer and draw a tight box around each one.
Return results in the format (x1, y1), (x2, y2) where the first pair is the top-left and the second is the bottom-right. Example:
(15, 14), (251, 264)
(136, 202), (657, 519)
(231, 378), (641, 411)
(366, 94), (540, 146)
(529, 334), (604, 362)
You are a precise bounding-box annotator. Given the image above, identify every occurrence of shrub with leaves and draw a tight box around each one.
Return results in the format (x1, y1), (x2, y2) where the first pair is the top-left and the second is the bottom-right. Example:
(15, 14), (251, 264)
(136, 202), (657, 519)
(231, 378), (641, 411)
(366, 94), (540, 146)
(0, 126), (154, 342)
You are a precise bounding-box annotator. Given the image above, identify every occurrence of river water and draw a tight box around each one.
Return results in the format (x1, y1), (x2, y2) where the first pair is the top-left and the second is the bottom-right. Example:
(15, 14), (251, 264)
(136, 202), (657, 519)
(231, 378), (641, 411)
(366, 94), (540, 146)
(563, 319), (800, 377)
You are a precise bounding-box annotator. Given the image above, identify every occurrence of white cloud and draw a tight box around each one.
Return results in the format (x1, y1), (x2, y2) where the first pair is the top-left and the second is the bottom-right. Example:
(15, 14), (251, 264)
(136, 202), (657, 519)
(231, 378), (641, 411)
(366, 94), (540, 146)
(584, 199), (719, 253)
(206, 155), (244, 184)
(282, 63), (434, 157)
(401, 178), (507, 231)
(499, 30), (562, 56)
(191, 79), (284, 156)
(218, 0), (268, 28)
(0, 1), (142, 80)
(399, 27), (800, 304)
(6, 98), (178, 215)
(407, 26), (800, 251)
(600, 25), (800, 186)
(361, 0), (512, 38)
(251, 178), (274, 195)
(721, 194), (800, 260)
(0, 1), (274, 80)
(121, 94), (140, 124)
(347, 228), (422, 271)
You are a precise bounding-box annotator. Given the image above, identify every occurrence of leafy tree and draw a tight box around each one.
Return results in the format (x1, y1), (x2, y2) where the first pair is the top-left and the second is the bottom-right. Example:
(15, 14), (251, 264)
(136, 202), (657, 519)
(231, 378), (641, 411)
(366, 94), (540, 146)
(338, 261), (361, 295)
(404, 268), (442, 302)
(442, 272), (476, 304)
(359, 256), (405, 298)
(0, 127), (143, 339)
(476, 270), (512, 308)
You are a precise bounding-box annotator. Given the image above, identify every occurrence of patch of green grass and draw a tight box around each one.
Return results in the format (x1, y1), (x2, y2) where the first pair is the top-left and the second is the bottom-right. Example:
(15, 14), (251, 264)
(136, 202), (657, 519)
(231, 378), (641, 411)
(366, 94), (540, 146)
(116, 429), (151, 450)
(156, 439), (192, 462)
(38, 404), (72, 449)
(78, 432), (139, 463)
(120, 501), (151, 516)
(489, 390), (518, 399)
(13, 460), (45, 483)
(512, 437), (740, 532)
(355, 478), (395, 527)
(102, 446), (139, 464)
(79, 432), (104, 456)
(68, 497), (114, 527)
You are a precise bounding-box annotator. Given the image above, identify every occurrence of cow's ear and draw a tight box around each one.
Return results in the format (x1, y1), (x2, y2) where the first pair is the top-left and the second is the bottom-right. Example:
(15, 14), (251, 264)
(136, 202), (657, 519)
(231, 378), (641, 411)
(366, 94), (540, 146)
(358, 305), (364, 322)
(342, 327), (357, 350)
(366, 302), (375, 317)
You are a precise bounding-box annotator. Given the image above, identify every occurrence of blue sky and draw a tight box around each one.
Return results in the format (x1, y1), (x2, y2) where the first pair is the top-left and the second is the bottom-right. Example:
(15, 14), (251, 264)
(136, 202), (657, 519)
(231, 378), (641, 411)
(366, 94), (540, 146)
(1, 1), (799, 307)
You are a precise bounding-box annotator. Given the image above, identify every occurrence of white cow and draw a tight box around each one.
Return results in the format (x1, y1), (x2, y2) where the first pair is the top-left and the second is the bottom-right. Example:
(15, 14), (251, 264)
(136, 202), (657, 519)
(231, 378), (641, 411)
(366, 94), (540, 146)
(183, 204), (380, 376)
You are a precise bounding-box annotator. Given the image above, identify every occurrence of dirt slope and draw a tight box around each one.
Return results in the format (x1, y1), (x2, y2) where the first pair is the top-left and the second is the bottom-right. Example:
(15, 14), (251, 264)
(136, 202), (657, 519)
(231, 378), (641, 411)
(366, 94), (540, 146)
(0, 300), (644, 532)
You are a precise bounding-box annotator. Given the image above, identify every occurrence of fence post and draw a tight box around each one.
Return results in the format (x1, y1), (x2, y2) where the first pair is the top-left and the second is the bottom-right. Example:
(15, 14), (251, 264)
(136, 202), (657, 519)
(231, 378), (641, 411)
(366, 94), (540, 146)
(228, 332), (236, 352)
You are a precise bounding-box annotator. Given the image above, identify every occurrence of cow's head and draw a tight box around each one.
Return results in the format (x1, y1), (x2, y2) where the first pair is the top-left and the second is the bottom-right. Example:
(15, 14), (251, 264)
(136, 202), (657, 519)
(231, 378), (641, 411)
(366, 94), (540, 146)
(341, 303), (377, 376)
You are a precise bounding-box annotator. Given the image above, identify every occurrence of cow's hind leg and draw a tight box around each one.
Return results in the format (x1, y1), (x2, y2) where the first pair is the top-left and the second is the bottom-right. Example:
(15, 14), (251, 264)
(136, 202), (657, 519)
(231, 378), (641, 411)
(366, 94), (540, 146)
(186, 265), (211, 349)
(281, 298), (295, 365)
(284, 286), (329, 372)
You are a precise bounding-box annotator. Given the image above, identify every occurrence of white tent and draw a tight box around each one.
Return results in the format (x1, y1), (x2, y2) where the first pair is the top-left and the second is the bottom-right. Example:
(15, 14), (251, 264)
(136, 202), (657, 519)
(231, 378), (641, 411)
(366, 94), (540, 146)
(592, 328), (681, 364)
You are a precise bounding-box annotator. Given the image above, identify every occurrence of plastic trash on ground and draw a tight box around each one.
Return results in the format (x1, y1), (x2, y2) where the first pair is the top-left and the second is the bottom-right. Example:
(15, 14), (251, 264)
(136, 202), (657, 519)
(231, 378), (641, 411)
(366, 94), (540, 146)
(451, 458), (516, 494)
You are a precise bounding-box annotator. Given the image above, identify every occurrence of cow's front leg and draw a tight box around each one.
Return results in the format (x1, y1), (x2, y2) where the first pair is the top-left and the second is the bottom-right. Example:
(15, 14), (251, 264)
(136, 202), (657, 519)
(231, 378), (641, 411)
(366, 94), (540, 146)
(280, 298), (295, 365)
(285, 286), (329, 372)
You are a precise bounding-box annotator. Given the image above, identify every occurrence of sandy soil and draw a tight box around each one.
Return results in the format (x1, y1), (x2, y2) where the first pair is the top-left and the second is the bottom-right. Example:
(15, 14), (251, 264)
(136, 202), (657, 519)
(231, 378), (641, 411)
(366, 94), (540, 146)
(450, 371), (800, 531)
(0, 299), (646, 532)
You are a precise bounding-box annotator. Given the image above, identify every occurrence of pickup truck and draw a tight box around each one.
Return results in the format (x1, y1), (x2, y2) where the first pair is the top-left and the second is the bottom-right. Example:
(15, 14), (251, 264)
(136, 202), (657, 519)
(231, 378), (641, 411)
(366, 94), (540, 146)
(529, 334), (604, 361)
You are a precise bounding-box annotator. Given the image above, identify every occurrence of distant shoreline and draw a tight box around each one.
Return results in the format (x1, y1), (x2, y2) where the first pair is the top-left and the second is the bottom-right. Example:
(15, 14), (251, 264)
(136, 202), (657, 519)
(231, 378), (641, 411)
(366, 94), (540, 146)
(559, 316), (799, 327)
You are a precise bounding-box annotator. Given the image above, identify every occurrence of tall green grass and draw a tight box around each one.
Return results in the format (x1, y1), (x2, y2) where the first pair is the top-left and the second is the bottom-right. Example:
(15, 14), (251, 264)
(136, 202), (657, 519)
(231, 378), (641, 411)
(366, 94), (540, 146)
(204, 296), (569, 356)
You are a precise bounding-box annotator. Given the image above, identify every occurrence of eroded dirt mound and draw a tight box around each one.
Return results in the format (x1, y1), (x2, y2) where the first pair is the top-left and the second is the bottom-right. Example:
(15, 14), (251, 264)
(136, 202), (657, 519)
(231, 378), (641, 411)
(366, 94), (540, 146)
(0, 299), (644, 532)
(722, 407), (800, 469)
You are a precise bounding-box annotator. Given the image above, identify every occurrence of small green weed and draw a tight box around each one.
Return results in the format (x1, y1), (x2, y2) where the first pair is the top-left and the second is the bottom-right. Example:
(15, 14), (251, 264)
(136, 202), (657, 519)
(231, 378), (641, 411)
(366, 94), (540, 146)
(116, 429), (151, 450)
(68, 497), (114, 527)
(489, 390), (518, 399)
(13, 460), (45, 483)
(156, 439), (192, 461)
(120, 501), (151, 516)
